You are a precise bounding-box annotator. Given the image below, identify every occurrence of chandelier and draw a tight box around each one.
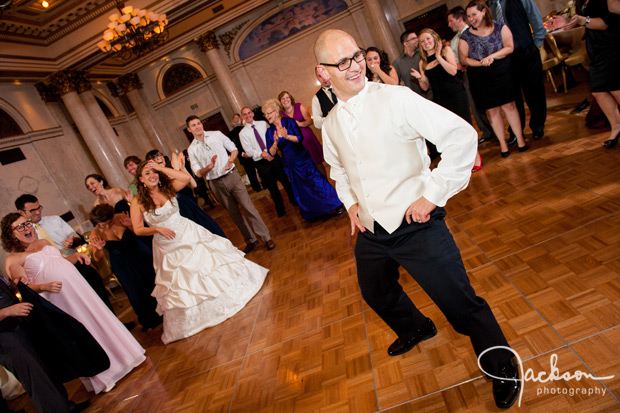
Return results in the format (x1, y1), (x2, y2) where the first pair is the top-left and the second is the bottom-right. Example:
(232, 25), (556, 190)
(97, 1), (168, 61)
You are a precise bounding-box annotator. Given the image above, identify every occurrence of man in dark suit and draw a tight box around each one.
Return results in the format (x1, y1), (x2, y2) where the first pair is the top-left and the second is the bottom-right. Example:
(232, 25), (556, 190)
(0, 278), (96, 412)
(311, 67), (338, 129)
(228, 113), (263, 193)
(239, 106), (297, 217)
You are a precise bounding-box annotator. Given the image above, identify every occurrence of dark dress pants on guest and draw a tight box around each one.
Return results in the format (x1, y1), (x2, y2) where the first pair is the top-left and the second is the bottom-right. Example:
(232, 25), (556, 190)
(0, 328), (72, 413)
(512, 43), (547, 133)
(240, 157), (262, 192)
(354, 207), (512, 375)
(254, 156), (296, 216)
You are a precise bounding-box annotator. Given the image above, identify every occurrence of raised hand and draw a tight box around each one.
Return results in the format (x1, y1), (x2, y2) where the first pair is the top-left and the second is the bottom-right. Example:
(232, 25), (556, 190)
(90, 235), (106, 250)
(410, 68), (422, 79)
(119, 211), (132, 227)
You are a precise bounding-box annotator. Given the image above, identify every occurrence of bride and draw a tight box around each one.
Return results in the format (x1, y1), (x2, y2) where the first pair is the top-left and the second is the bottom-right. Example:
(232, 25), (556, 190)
(130, 160), (268, 344)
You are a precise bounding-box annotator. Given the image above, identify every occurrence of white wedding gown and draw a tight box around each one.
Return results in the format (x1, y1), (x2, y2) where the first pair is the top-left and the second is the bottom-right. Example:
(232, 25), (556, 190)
(143, 197), (269, 344)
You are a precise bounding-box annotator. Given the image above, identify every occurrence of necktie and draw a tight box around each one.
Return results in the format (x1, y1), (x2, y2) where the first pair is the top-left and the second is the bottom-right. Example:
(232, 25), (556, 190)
(252, 125), (266, 151)
(329, 88), (338, 104)
(494, 0), (505, 23)
(33, 223), (61, 252)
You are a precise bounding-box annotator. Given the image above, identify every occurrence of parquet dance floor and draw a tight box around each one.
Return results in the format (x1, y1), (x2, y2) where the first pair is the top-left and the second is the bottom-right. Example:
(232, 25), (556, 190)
(8, 85), (620, 412)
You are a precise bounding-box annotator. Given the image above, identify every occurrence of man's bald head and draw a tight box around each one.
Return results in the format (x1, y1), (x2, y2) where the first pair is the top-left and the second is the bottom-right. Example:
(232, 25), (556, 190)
(314, 29), (355, 63)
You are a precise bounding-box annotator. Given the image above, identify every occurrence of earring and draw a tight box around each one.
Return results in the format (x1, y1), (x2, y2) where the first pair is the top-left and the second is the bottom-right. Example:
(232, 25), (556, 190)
(158, 181), (162, 187)
(143, 183), (146, 187)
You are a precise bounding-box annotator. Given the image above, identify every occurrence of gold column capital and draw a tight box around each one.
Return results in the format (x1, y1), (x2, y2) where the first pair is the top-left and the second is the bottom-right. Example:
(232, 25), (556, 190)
(117, 73), (143, 94)
(48, 70), (79, 96)
(34, 82), (60, 103)
(195, 31), (218, 52)
(74, 71), (92, 94)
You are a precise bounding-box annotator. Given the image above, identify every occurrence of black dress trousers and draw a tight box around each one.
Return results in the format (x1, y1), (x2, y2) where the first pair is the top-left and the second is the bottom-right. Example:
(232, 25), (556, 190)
(354, 207), (513, 374)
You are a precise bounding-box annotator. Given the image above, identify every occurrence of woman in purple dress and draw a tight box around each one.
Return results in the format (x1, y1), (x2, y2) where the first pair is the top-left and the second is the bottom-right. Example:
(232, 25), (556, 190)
(262, 99), (343, 221)
(459, 0), (528, 158)
(279, 91), (327, 178)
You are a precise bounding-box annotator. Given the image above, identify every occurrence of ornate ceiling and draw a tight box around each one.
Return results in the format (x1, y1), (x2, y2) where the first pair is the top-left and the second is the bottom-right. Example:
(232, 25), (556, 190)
(0, 0), (268, 81)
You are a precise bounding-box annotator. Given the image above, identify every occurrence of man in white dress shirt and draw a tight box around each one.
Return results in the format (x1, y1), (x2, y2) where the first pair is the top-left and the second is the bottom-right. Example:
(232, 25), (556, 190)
(239, 106), (296, 217)
(315, 30), (519, 409)
(311, 67), (338, 129)
(14, 194), (113, 311)
(185, 115), (275, 253)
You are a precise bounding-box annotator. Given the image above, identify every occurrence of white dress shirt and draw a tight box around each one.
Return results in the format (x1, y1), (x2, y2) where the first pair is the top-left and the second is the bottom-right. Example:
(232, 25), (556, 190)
(311, 87), (336, 129)
(322, 80), (477, 234)
(239, 120), (270, 162)
(37, 215), (79, 256)
(450, 25), (469, 64)
(187, 130), (237, 180)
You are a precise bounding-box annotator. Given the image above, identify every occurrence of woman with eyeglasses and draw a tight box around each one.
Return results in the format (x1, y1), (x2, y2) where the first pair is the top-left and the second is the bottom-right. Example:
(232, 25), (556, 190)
(262, 98), (344, 221)
(1, 213), (146, 394)
(459, 0), (528, 158)
(411, 28), (482, 172)
(85, 173), (132, 213)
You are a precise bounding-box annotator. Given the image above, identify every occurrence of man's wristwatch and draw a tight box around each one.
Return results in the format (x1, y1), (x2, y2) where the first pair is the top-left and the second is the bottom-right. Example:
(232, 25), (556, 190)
(585, 16), (591, 26)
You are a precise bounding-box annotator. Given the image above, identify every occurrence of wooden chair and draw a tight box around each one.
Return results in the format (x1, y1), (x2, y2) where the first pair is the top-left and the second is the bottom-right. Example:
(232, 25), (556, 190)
(543, 33), (568, 93)
(564, 48), (589, 73)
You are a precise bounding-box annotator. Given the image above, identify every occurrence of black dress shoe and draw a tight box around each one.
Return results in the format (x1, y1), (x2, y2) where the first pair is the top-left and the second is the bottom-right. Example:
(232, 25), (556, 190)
(387, 318), (437, 356)
(69, 400), (90, 412)
(493, 364), (521, 409)
(478, 134), (494, 144)
(243, 240), (259, 253)
(603, 132), (619, 148)
(533, 129), (544, 141)
(507, 133), (517, 147)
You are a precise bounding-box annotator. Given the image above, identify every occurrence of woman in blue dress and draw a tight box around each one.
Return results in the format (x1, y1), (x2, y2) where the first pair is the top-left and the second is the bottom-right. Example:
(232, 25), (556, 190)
(262, 98), (343, 221)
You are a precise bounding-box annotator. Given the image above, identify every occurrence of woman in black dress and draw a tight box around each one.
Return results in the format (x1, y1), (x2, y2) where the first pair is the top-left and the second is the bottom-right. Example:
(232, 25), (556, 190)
(459, 0), (528, 158)
(90, 204), (163, 331)
(412, 28), (482, 171)
(570, 0), (620, 148)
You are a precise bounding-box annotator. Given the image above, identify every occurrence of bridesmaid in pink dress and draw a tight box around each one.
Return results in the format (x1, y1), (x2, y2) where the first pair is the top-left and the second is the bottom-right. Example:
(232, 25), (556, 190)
(1, 213), (146, 395)
(279, 91), (328, 178)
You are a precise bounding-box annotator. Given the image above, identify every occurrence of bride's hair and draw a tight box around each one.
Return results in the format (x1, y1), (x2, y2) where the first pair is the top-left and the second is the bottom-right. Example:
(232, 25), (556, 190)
(135, 161), (177, 212)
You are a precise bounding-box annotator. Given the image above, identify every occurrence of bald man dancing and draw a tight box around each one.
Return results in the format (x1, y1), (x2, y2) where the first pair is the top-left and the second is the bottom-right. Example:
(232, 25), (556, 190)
(315, 29), (520, 409)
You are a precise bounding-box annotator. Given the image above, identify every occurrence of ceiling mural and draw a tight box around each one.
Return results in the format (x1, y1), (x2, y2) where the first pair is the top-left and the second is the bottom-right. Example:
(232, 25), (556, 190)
(238, 0), (346, 60)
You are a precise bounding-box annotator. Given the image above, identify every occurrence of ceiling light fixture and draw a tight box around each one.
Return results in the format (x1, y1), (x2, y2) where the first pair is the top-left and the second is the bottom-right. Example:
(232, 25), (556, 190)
(96, 0), (168, 61)
(42, 1), (49, 8)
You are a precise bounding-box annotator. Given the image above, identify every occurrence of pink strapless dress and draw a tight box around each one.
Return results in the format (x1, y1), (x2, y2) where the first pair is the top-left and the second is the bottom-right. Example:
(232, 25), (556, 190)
(23, 246), (145, 394)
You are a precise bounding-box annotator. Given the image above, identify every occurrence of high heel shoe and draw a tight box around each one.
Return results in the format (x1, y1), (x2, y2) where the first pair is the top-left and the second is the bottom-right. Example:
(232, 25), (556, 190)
(501, 150), (510, 158)
(603, 132), (619, 148)
(472, 154), (483, 173)
(518, 144), (529, 152)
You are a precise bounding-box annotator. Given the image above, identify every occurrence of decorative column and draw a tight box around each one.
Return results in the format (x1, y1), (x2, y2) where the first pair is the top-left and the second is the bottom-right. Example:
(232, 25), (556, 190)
(48, 70), (125, 188)
(195, 31), (248, 114)
(117, 73), (170, 152)
(75, 71), (129, 184)
(363, 0), (400, 63)
(34, 83), (98, 220)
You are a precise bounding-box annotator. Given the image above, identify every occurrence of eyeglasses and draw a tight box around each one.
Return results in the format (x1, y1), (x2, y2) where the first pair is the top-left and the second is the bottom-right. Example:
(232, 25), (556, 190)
(12, 220), (33, 232)
(21, 205), (42, 214)
(265, 110), (278, 116)
(321, 49), (366, 71)
(405, 36), (418, 43)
